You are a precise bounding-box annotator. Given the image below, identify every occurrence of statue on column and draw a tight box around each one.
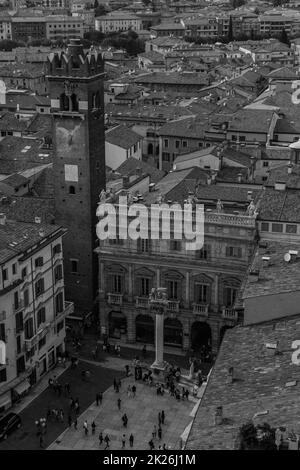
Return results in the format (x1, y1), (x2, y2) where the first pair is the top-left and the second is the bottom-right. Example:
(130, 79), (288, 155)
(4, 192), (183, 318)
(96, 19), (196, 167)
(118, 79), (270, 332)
(216, 199), (223, 213)
(99, 189), (107, 204)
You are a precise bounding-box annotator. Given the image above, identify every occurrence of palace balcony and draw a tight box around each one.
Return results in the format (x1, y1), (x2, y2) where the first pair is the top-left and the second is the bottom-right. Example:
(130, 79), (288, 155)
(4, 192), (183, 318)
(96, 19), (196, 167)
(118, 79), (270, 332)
(221, 307), (238, 321)
(192, 303), (209, 317)
(107, 293), (123, 306)
(25, 325), (49, 351)
(56, 300), (74, 321)
(167, 300), (180, 312)
(135, 297), (150, 308)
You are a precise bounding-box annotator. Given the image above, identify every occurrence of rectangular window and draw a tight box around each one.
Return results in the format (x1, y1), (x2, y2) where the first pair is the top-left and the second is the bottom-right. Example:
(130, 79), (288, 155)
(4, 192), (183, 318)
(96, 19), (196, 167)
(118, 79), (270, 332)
(195, 283), (208, 304)
(164, 139), (169, 148)
(272, 223), (283, 233)
(182, 140), (187, 148)
(16, 335), (21, 354)
(25, 318), (34, 339)
(261, 222), (269, 232)
(162, 152), (170, 162)
(196, 245), (210, 260)
(55, 292), (64, 314)
(54, 264), (63, 282)
(57, 320), (64, 334)
(24, 289), (29, 307)
(137, 239), (150, 253)
(14, 291), (19, 310)
(12, 263), (17, 275)
(0, 323), (5, 342)
(239, 136), (246, 142)
(167, 280), (179, 300)
(37, 307), (46, 327)
(139, 277), (150, 297)
(0, 368), (7, 383)
(286, 224), (297, 234)
(16, 356), (25, 375)
(38, 336), (46, 350)
(70, 259), (78, 274)
(224, 287), (237, 307)
(2, 268), (7, 281)
(231, 135), (237, 141)
(53, 244), (61, 255)
(170, 240), (181, 251)
(226, 246), (242, 258)
(263, 161), (269, 167)
(35, 257), (44, 268)
(16, 312), (23, 333)
(112, 274), (122, 294)
(35, 278), (45, 298)
(21, 267), (27, 279)
(175, 140), (180, 149)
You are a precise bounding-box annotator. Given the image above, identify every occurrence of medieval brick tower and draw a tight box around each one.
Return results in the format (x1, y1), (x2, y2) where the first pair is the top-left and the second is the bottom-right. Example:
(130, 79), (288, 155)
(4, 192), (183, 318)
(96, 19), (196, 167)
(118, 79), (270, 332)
(47, 39), (106, 314)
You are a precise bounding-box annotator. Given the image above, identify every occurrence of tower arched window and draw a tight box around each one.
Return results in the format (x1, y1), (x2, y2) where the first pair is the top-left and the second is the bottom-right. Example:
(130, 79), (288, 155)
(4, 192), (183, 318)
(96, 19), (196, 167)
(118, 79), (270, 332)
(60, 93), (69, 111)
(71, 93), (79, 112)
(69, 185), (76, 194)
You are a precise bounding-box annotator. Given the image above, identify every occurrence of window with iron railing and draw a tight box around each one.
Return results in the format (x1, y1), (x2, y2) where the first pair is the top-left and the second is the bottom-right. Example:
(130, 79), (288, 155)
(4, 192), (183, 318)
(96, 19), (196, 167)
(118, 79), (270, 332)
(194, 283), (209, 304)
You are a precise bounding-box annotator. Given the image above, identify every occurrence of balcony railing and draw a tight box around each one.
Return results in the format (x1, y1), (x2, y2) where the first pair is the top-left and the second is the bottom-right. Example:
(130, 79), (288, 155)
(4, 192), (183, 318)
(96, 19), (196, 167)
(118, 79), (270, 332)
(56, 300), (74, 321)
(167, 300), (180, 312)
(193, 303), (209, 316)
(221, 307), (238, 320)
(135, 297), (150, 308)
(25, 325), (49, 351)
(107, 293), (123, 306)
(14, 299), (24, 313)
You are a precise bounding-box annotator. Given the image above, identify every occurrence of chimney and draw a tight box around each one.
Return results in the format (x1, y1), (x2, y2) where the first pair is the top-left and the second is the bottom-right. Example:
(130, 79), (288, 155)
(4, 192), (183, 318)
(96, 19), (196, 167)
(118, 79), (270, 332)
(0, 213), (6, 225)
(122, 175), (129, 188)
(288, 162), (293, 175)
(247, 190), (253, 201)
(262, 256), (270, 267)
(214, 406), (223, 425)
(237, 172), (242, 183)
(207, 176), (212, 185)
(211, 170), (217, 183)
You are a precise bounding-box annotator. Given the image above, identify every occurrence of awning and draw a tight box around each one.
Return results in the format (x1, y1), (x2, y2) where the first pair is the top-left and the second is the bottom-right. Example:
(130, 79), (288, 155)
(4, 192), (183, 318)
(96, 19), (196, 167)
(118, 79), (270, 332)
(14, 379), (30, 396)
(0, 392), (11, 409)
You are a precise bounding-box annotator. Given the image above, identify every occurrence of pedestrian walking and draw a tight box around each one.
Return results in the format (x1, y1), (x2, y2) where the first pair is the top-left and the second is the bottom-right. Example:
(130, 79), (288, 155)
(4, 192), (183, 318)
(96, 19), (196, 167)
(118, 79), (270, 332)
(39, 434), (44, 449)
(92, 421), (96, 435)
(99, 392), (103, 404)
(99, 432), (103, 446)
(163, 443), (167, 450)
(60, 409), (64, 423)
(104, 434), (110, 449)
(158, 412), (161, 426)
(75, 399), (80, 415)
(74, 418), (78, 430)
(117, 345), (121, 357)
(69, 397), (74, 410)
(127, 385), (131, 398)
(113, 378), (117, 391)
(152, 425), (157, 439)
(125, 365), (130, 377)
(132, 385), (136, 397)
(96, 393), (100, 406)
(122, 414), (128, 428)
(68, 415), (72, 427)
(161, 410), (165, 425)
(121, 434), (126, 449)
(129, 433), (134, 448)
(83, 420), (88, 436)
(148, 439), (155, 450)
(117, 398), (121, 410)
(158, 426), (162, 440)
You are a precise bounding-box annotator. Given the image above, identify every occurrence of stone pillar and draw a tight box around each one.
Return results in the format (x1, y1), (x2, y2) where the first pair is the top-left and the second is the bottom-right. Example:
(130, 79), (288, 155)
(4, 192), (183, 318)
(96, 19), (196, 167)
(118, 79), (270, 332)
(182, 319), (190, 351)
(128, 265), (133, 302)
(156, 267), (160, 287)
(127, 311), (136, 344)
(185, 271), (190, 308)
(99, 262), (105, 298)
(154, 313), (164, 367)
(214, 274), (219, 307)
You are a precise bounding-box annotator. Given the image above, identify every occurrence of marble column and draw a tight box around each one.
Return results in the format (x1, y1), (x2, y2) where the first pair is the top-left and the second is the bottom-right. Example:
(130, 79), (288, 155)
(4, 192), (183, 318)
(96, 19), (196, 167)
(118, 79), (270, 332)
(154, 312), (164, 367)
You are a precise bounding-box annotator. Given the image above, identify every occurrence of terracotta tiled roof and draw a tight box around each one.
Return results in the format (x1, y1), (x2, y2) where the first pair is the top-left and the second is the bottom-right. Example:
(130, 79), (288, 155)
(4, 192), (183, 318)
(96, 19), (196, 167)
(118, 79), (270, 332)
(105, 125), (142, 150)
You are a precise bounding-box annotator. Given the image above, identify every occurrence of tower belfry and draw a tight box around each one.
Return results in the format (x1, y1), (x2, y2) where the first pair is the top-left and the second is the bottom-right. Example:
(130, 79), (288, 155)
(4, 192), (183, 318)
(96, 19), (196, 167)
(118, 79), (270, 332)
(47, 39), (106, 314)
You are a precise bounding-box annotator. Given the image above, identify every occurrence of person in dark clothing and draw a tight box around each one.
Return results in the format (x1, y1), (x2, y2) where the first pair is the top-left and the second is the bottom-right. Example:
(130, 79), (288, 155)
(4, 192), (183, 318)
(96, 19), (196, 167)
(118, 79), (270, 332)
(158, 412), (161, 426)
(117, 398), (121, 410)
(158, 426), (162, 440)
(91, 421), (96, 435)
(132, 385), (136, 397)
(104, 435), (110, 449)
(129, 434), (134, 447)
(74, 418), (78, 430)
(121, 434), (126, 449)
(113, 378), (117, 391)
(161, 410), (165, 425)
(149, 439), (155, 450)
(99, 432), (103, 446)
(96, 393), (100, 406)
(68, 415), (72, 427)
(99, 392), (103, 404)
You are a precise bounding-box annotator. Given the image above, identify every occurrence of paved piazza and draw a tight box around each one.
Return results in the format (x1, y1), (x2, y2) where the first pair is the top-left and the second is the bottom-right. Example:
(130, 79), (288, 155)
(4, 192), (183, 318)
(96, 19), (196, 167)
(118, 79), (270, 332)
(49, 376), (196, 450)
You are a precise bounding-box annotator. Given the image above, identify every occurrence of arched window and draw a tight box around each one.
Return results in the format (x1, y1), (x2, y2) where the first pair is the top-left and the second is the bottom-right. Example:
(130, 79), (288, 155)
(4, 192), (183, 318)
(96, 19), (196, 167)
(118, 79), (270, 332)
(69, 186), (76, 194)
(60, 93), (69, 111)
(71, 93), (78, 112)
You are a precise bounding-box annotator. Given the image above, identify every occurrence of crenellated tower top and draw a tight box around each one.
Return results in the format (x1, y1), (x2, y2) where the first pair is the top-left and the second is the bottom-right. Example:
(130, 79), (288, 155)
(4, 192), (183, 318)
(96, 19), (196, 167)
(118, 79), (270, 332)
(47, 39), (104, 79)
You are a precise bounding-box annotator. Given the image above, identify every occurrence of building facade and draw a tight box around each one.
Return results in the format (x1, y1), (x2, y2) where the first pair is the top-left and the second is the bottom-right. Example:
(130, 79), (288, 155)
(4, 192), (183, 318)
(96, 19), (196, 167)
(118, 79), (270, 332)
(97, 199), (257, 355)
(47, 39), (106, 314)
(0, 215), (73, 414)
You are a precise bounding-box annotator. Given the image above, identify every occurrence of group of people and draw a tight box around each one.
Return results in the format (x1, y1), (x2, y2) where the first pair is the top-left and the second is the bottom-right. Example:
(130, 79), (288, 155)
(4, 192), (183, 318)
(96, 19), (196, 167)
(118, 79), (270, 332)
(113, 377), (122, 393)
(148, 410), (166, 450)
